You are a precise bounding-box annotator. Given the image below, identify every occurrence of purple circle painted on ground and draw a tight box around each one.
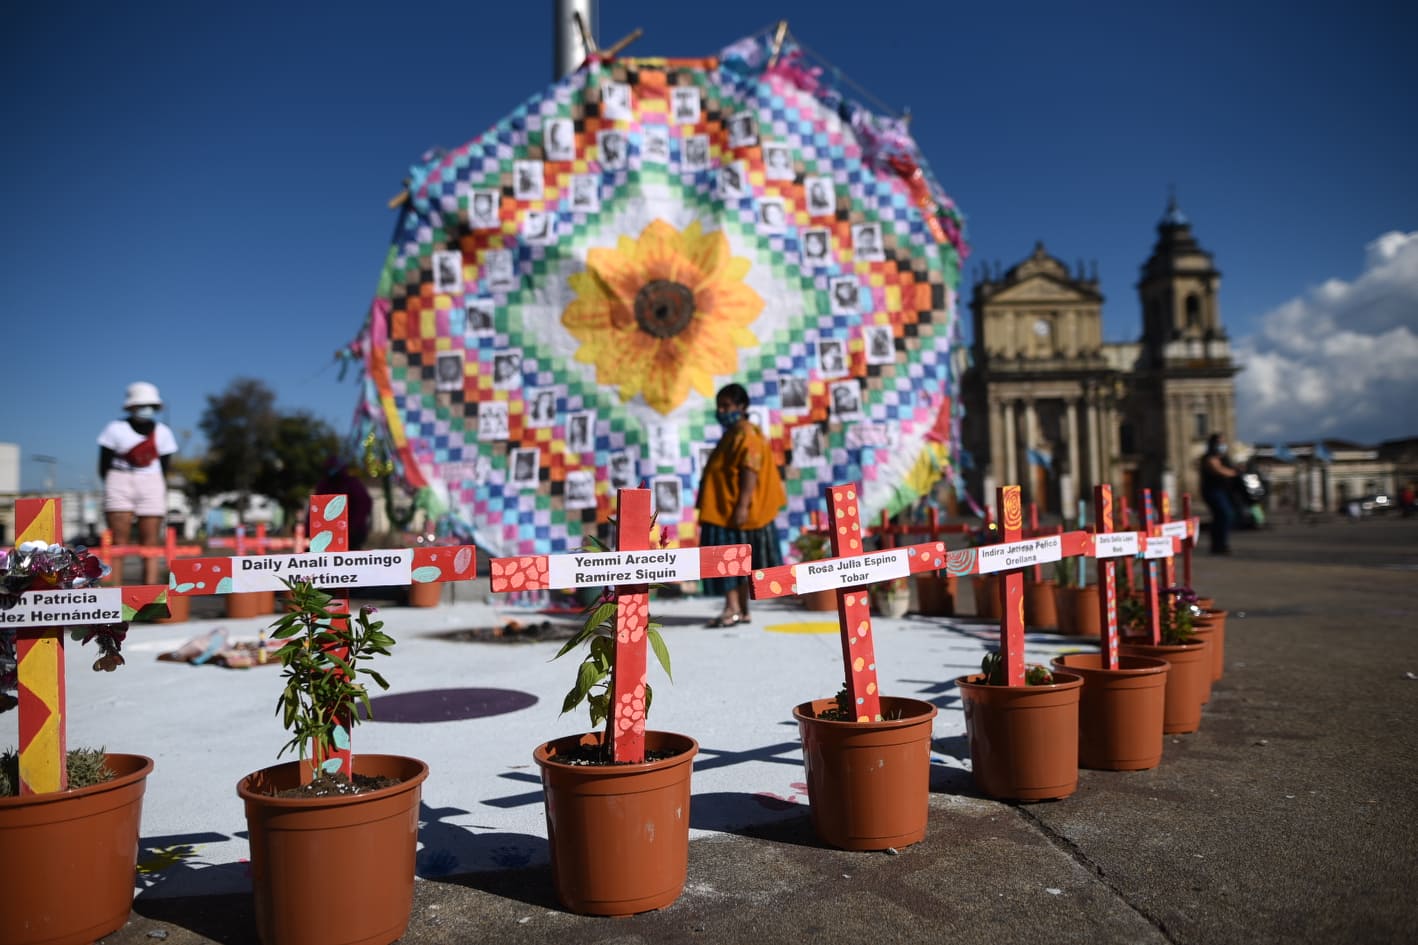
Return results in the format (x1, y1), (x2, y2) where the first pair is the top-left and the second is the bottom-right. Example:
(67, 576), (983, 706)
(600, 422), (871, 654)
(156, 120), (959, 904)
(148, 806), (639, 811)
(365, 687), (538, 723)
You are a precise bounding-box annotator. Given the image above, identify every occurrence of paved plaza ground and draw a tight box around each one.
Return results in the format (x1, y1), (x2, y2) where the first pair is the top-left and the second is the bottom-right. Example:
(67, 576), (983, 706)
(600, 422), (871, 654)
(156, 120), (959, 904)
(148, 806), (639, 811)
(54, 516), (1418, 943)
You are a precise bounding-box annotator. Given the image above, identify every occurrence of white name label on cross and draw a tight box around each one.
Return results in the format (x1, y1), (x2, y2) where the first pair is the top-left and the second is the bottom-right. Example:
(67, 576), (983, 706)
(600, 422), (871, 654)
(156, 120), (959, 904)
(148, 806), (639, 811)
(1094, 532), (1140, 558)
(230, 550), (414, 592)
(1160, 520), (1190, 540)
(976, 535), (1063, 574)
(545, 547), (703, 588)
(793, 547), (910, 594)
(1144, 536), (1174, 560)
(0, 588), (125, 627)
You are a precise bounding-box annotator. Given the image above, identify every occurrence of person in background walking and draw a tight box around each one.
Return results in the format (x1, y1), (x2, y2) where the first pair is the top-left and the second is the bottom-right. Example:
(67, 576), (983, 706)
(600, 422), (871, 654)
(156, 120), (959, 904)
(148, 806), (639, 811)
(97, 381), (179, 584)
(1199, 433), (1239, 554)
(696, 384), (786, 627)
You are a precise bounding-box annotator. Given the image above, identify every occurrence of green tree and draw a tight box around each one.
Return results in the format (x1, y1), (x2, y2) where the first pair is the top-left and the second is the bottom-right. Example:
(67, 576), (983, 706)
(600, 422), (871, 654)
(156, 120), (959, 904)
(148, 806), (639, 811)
(256, 411), (341, 528)
(198, 378), (279, 524)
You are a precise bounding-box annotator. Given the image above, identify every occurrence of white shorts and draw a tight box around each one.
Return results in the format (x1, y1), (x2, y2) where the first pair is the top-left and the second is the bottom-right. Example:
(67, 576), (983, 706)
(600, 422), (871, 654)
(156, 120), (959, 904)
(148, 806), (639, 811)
(104, 469), (167, 517)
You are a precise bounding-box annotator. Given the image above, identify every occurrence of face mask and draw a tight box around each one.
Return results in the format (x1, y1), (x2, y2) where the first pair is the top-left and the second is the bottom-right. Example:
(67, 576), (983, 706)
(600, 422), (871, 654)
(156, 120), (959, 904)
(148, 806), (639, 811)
(1217, 443), (1228, 456)
(131, 406), (157, 420)
(716, 409), (743, 428)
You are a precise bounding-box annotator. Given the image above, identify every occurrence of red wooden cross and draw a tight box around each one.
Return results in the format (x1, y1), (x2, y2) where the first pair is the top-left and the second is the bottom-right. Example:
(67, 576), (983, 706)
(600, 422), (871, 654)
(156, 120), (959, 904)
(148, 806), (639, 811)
(751, 483), (959, 719)
(1181, 494), (1195, 589)
(487, 487), (752, 763)
(1090, 483), (1135, 671)
(1139, 488), (1184, 646)
(169, 493), (477, 777)
(8, 498), (168, 795)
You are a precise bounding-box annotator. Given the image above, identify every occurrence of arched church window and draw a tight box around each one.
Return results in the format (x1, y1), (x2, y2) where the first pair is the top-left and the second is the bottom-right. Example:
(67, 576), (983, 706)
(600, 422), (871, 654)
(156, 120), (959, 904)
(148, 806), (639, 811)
(1185, 293), (1202, 328)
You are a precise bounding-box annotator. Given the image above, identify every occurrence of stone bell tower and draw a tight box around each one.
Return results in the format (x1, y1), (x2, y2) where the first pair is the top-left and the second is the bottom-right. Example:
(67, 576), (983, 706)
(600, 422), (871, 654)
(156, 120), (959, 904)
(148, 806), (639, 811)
(1132, 194), (1238, 501)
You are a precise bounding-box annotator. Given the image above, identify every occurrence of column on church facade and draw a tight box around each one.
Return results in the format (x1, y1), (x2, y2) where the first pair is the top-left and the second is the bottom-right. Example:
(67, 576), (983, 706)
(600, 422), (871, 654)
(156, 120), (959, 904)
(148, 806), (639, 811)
(1023, 399), (1039, 501)
(1003, 399), (1018, 491)
(1086, 391), (1101, 492)
(1066, 398), (1081, 492)
(987, 396), (1003, 492)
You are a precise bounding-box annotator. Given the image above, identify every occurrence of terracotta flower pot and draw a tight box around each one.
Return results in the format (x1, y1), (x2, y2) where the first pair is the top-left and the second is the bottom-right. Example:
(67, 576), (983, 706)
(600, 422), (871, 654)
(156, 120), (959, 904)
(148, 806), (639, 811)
(871, 585), (911, 618)
(972, 574), (1002, 620)
(1188, 627), (1217, 704)
(1024, 579), (1059, 629)
(238, 754), (429, 945)
(1053, 585), (1077, 635)
(792, 697), (939, 850)
(956, 670), (1083, 801)
(534, 730), (697, 916)
(1050, 653), (1170, 770)
(227, 590), (277, 619)
(154, 591), (191, 623)
(1194, 609), (1227, 681)
(800, 588), (838, 612)
(0, 753), (153, 945)
(915, 573), (957, 616)
(1072, 585), (1102, 638)
(1118, 640), (1210, 734)
(406, 581), (442, 607)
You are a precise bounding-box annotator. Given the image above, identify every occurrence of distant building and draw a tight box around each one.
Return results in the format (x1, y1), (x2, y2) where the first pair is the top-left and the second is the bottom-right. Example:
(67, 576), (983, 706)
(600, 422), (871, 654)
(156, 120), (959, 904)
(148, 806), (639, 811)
(1250, 440), (1399, 515)
(961, 197), (1238, 517)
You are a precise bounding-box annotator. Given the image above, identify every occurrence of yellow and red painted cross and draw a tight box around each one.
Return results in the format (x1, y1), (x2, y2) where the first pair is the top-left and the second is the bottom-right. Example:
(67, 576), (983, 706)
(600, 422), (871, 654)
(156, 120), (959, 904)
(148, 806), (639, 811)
(486, 487), (752, 763)
(8, 498), (169, 796)
(169, 493), (477, 779)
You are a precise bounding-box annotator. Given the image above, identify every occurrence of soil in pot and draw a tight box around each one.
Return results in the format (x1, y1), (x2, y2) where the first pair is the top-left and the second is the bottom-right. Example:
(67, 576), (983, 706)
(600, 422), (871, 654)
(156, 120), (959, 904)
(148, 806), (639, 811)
(0, 753), (153, 945)
(957, 671), (1083, 801)
(1050, 653), (1169, 770)
(793, 696), (938, 851)
(535, 730), (697, 917)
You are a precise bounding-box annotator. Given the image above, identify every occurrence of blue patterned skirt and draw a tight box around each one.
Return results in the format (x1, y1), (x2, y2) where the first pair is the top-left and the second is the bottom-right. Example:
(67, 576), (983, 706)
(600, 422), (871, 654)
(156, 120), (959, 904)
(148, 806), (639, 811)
(700, 521), (784, 596)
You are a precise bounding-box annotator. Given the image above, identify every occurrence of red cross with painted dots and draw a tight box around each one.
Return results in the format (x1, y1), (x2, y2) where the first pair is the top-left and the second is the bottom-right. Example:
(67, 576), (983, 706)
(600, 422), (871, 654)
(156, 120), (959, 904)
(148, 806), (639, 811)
(487, 487), (752, 763)
(751, 483), (956, 721)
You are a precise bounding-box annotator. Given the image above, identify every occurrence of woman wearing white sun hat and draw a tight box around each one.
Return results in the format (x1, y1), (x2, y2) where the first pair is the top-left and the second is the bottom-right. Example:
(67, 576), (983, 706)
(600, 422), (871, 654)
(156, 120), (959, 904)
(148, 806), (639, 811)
(97, 381), (179, 584)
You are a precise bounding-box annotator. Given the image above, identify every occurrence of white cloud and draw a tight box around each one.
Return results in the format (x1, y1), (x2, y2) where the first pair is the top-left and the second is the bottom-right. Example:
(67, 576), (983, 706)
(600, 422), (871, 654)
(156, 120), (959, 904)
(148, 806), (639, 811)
(1235, 231), (1418, 444)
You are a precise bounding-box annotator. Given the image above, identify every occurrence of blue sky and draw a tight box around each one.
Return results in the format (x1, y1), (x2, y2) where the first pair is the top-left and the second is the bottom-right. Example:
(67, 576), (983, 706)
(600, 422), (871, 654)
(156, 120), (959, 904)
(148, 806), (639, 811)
(5, 0), (1416, 492)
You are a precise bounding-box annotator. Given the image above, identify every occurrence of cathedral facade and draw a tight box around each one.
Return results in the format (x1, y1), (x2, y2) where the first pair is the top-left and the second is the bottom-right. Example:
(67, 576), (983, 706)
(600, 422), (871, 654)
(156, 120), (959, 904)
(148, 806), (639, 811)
(960, 199), (1238, 518)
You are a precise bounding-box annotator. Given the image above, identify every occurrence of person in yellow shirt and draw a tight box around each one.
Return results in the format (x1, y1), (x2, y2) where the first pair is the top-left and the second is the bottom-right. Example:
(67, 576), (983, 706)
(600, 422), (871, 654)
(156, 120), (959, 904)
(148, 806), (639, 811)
(697, 384), (786, 627)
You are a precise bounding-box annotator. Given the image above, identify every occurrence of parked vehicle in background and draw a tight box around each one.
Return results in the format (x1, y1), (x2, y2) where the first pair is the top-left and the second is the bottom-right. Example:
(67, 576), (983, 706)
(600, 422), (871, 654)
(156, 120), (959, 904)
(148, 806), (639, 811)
(1358, 494), (1394, 516)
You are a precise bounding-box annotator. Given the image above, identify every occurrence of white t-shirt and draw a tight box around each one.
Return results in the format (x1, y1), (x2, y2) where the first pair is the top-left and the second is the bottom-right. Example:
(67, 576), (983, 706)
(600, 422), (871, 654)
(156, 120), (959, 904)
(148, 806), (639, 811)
(97, 419), (179, 475)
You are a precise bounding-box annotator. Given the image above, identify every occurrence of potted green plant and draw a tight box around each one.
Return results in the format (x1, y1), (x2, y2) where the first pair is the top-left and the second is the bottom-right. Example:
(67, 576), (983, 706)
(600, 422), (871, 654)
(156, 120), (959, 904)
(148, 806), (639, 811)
(527, 520), (698, 917)
(1118, 583), (1210, 734)
(790, 529), (837, 611)
(236, 577), (428, 945)
(954, 486), (1083, 801)
(759, 485), (938, 851)
(792, 682), (938, 850)
(1, 536), (158, 945)
(871, 574), (912, 618)
(956, 652), (1084, 800)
